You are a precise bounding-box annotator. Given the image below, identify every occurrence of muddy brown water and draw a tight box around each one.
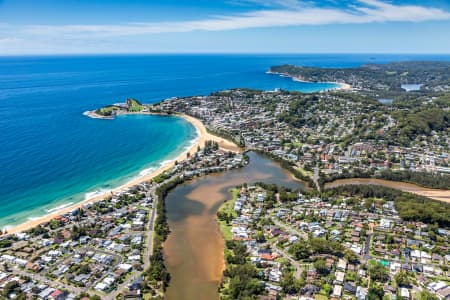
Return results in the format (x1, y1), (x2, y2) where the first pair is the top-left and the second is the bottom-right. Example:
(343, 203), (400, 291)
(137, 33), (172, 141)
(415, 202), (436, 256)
(163, 152), (305, 300)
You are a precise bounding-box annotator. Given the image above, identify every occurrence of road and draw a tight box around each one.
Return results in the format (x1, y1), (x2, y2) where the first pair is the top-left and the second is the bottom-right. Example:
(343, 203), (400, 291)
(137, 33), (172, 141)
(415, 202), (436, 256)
(272, 218), (308, 241)
(362, 233), (372, 263)
(144, 189), (158, 269)
(110, 189), (158, 299)
(269, 218), (307, 279)
(271, 245), (303, 279)
(313, 163), (320, 192)
(9, 182), (167, 299)
(11, 266), (101, 297)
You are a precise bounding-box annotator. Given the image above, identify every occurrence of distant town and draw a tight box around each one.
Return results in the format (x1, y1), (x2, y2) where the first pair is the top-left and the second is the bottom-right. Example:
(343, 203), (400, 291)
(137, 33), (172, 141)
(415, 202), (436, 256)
(156, 86), (450, 190)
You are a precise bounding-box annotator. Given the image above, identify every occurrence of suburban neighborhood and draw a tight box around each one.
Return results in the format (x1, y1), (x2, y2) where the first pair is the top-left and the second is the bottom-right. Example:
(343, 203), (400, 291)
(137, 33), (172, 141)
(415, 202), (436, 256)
(217, 183), (450, 300)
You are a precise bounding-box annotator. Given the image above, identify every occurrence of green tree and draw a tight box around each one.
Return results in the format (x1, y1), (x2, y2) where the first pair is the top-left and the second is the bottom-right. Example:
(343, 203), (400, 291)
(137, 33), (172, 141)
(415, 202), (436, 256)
(289, 240), (310, 260)
(255, 231), (266, 243)
(394, 271), (411, 287)
(417, 290), (439, 300)
(281, 272), (303, 294)
(368, 285), (385, 300)
(368, 262), (389, 283)
(313, 258), (329, 275)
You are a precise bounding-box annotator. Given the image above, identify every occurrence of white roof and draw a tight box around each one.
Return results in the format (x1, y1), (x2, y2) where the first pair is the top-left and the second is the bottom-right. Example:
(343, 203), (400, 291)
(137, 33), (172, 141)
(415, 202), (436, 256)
(400, 288), (410, 298)
(333, 285), (343, 297)
(118, 263), (133, 271)
(95, 282), (108, 291)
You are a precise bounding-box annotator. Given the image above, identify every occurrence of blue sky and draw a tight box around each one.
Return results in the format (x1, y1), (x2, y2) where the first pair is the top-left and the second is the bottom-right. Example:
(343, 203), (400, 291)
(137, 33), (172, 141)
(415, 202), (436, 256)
(1, 0), (450, 54)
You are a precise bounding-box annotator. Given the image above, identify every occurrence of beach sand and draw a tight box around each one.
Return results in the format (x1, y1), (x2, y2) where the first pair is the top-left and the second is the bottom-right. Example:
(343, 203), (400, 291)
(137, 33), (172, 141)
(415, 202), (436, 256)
(290, 76), (352, 91)
(338, 82), (352, 90)
(4, 114), (241, 235)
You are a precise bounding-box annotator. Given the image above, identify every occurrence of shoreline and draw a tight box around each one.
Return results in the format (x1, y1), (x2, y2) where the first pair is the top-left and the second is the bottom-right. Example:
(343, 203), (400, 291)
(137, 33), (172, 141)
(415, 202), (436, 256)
(3, 113), (241, 235)
(266, 70), (352, 91)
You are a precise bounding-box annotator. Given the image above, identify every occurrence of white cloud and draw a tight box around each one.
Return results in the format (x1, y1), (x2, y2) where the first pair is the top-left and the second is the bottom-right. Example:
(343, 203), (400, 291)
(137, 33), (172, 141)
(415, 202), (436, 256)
(4, 0), (450, 40)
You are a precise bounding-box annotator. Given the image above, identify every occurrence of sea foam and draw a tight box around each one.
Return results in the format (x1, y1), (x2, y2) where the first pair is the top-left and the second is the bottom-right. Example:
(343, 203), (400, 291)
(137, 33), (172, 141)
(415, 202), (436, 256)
(139, 167), (157, 176)
(85, 189), (111, 200)
(45, 202), (74, 213)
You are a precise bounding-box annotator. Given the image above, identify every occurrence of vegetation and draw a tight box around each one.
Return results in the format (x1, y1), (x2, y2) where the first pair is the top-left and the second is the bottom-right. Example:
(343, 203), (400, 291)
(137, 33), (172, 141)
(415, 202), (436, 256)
(325, 184), (450, 227)
(270, 61), (450, 96)
(0, 239), (12, 248)
(272, 83), (449, 149)
(376, 169), (450, 190)
(220, 241), (265, 300)
(218, 187), (267, 299)
(206, 126), (245, 148)
(320, 168), (450, 190)
(418, 290), (440, 300)
(144, 176), (185, 292)
(368, 261), (389, 282)
(389, 108), (449, 145)
(126, 98), (144, 112)
(95, 105), (121, 116)
(217, 189), (239, 240)
(319, 168), (373, 189)
(289, 238), (344, 260)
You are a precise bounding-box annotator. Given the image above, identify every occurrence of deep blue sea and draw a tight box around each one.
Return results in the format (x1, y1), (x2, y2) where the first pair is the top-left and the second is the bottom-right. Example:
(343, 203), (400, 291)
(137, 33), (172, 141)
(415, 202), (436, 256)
(1, 54), (450, 229)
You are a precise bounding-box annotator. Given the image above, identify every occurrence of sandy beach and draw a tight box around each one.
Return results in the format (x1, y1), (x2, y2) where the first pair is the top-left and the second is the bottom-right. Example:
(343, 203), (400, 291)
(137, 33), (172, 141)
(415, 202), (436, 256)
(266, 70), (352, 91)
(292, 77), (352, 91)
(4, 114), (241, 235)
(338, 82), (352, 90)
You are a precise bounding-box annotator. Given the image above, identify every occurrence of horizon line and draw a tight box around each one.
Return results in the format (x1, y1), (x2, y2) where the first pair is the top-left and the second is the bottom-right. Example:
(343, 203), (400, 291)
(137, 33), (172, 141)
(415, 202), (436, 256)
(2, 52), (450, 58)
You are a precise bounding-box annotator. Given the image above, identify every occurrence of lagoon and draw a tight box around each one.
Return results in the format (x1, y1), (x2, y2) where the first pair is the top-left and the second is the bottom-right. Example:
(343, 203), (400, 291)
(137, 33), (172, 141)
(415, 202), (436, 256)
(163, 152), (304, 300)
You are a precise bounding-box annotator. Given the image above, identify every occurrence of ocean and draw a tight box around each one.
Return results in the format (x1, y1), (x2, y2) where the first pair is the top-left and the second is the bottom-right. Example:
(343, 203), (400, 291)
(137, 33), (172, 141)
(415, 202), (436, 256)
(1, 54), (449, 229)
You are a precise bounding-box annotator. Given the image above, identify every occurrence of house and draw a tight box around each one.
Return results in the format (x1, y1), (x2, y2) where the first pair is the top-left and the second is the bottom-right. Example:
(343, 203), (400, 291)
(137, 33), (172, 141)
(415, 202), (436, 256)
(335, 271), (345, 284)
(117, 263), (133, 273)
(332, 285), (343, 298)
(400, 288), (410, 299)
(337, 259), (347, 271)
(344, 282), (357, 294)
(356, 286), (368, 300)
(38, 287), (56, 299)
(49, 290), (69, 300)
(301, 284), (320, 296)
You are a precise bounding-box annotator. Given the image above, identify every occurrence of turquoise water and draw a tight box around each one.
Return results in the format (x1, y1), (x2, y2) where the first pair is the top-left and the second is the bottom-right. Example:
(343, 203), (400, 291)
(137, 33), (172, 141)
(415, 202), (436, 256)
(0, 114), (197, 228)
(1, 54), (450, 229)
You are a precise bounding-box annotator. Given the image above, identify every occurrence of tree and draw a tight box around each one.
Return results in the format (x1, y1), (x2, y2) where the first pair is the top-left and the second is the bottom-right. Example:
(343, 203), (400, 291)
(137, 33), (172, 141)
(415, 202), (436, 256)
(345, 250), (360, 264)
(417, 290), (439, 300)
(0, 239), (12, 248)
(394, 271), (411, 287)
(281, 273), (303, 294)
(368, 285), (385, 300)
(2, 281), (20, 297)
(313, 258), (329, 275)
(255, 231), (266, 243)
(368, 262), (389, 283)
(289, 240), (310, 260)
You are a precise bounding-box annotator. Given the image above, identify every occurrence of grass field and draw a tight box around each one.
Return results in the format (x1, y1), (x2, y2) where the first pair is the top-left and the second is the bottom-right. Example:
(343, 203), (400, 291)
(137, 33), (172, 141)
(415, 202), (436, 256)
(95, 105), (120, 116)
(217, 188), (240, 241)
